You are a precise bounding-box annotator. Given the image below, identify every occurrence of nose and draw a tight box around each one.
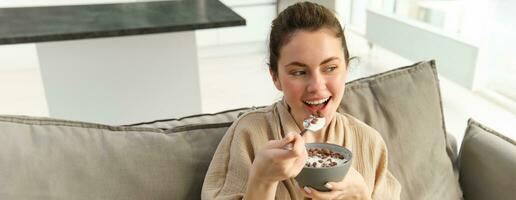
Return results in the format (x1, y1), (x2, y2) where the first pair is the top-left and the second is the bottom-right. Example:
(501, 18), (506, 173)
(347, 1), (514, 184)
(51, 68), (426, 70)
(306, 72), (326, 93)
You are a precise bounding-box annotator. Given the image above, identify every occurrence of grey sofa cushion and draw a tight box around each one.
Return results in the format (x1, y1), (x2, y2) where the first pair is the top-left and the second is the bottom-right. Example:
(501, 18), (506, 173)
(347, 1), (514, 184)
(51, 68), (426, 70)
(0, 115), (226, 200)
(458, 119), (516, 200)
(339, 60), (463, 200)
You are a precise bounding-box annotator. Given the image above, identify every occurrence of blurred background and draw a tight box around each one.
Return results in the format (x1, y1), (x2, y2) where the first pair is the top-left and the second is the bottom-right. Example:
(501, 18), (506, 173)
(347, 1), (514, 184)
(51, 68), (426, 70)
(1, 0), (514, 144)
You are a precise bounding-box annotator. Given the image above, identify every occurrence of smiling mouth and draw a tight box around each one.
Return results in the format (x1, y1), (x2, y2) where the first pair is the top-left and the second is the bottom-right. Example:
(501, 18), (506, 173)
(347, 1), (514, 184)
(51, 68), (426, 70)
(303, 96), (330, 105)
(303, 96), (331, 113)
(303, 96), (331, 106)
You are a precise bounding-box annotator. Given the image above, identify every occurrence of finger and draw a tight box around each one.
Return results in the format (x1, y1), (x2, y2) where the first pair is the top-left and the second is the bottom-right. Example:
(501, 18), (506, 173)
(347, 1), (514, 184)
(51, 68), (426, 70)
(269, 146), (304, 160)
(322, 168), (359, 192)
(268, 138), (301, 160)
(291, 134), (306, 156)
(267, 133), (295, 149)
(324, 181), (345, 191)
(298, 186), (313, 198)
(288, 137), (306, 163)
(305, 186), (337, 200)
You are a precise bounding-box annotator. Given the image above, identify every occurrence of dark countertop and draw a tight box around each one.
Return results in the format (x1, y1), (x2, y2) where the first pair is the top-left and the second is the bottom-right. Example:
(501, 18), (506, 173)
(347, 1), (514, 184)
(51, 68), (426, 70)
(0, 0), (245, 44)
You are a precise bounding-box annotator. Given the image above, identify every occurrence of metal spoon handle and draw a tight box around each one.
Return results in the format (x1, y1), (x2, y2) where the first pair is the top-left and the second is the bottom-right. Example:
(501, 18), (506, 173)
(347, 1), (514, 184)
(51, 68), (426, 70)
(299, 129), (309, 136)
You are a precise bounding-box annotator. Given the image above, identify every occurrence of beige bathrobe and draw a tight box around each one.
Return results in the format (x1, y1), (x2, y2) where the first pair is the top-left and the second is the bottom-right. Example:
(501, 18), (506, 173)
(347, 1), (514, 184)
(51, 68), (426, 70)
(202, 100), (401, 200)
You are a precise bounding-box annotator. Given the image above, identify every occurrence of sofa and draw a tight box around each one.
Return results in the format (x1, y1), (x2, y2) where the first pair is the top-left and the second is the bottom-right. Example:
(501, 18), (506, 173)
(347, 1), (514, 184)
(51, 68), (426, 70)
(0, 60), (514, 200)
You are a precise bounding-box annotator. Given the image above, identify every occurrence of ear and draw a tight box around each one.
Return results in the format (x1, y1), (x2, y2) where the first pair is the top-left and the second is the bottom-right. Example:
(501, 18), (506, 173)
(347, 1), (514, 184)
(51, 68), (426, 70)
(269, 68), (283, 91)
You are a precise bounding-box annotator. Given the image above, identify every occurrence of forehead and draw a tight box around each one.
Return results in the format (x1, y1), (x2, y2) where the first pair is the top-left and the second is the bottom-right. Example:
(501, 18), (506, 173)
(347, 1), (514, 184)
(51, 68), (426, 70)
(279, 28), (343, 64)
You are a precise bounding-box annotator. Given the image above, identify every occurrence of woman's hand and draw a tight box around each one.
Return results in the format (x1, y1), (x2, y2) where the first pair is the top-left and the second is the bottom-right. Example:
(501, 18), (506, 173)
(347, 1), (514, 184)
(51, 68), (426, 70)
(244, 133), (307, 199)
(298, 167), (372, 200)
(249, 133), (307, 184)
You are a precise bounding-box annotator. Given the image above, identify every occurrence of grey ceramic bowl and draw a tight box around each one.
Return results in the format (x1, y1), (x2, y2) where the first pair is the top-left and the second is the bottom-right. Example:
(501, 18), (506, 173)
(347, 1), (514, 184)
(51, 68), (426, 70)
(295, 143), (353, 191)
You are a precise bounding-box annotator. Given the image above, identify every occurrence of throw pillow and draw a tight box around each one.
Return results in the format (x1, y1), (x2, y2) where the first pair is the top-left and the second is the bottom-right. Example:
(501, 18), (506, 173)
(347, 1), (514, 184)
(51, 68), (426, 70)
(458, 119), (516, 200)
(339, 60), (463, 199)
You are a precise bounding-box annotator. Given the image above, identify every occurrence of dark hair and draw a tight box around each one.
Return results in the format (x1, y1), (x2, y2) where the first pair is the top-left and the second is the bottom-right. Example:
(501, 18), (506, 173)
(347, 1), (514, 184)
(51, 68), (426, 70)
(268, 1), (350, 74)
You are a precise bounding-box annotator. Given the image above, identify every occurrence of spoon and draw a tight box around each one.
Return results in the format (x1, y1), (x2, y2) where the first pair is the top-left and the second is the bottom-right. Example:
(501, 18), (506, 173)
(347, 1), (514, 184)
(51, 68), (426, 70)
(300, 112), (326, 136)
(284, 111), (325, 150)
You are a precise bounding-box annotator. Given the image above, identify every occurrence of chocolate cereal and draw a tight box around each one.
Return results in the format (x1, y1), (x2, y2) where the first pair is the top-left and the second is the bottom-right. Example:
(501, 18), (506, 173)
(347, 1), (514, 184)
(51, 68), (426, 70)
(305, 148), (347, 168)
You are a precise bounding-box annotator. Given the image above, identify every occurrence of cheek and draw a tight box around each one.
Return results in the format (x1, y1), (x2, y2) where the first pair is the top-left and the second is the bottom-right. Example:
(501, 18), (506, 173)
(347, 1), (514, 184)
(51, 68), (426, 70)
(328, 75), (347, 97)
(281, 79), (305, 99)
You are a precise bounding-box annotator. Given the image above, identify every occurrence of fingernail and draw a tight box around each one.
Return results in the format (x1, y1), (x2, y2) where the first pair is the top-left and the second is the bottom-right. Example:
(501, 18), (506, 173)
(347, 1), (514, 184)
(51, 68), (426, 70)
(325, 183), (332, 189)
(303, 186), (311, 194)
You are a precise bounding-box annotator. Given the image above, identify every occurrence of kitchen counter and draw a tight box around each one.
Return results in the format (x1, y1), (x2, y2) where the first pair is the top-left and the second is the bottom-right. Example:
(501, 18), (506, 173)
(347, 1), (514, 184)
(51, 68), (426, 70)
(0, 0), (245, 44)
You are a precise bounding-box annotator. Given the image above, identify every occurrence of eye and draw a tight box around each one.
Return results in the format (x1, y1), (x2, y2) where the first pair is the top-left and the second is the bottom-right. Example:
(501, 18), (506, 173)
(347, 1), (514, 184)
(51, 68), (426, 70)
(290, 70), (306, 76)
(323, 65), (338, 72)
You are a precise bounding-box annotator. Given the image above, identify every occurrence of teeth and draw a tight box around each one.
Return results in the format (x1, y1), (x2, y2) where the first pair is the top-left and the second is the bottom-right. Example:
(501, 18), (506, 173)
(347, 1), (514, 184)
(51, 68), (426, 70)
(304, 97), (330, 105)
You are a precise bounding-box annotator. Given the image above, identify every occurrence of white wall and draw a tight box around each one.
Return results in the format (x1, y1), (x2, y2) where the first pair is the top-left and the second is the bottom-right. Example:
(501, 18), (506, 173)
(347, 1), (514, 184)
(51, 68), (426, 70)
(0, 44), (39, 71)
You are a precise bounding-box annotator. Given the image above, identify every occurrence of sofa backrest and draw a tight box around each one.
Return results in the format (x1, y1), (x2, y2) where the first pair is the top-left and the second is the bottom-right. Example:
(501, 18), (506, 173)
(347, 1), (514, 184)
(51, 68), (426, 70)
(0, 61), (463, 200)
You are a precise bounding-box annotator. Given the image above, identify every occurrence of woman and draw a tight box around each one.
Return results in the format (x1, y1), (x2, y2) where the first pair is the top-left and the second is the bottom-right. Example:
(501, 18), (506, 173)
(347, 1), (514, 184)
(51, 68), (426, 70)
(202, 2), (401, 200)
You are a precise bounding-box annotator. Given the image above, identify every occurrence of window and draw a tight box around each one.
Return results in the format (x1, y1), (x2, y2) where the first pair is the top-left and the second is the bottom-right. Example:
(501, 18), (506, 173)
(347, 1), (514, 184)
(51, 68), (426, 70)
(345, 0), (516, 114)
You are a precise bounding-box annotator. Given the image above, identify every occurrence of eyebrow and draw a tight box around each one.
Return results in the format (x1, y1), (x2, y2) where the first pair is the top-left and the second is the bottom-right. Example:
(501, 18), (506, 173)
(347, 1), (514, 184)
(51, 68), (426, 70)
(285, 57), (340, 68)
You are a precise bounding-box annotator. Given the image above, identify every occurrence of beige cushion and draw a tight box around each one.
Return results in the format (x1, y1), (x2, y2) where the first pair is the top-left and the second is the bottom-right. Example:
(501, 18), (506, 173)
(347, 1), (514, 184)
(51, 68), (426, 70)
(339, 60), (463, 199)
(0, 115), (227, 200)
(458, 119), (516, 200)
